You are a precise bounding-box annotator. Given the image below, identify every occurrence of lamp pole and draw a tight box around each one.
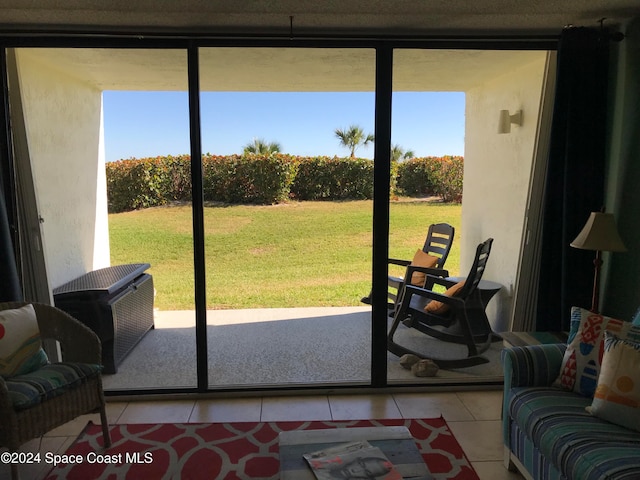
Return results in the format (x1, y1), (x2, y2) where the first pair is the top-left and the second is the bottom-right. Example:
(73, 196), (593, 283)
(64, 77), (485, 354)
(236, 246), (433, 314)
(591, 250), (603, 314)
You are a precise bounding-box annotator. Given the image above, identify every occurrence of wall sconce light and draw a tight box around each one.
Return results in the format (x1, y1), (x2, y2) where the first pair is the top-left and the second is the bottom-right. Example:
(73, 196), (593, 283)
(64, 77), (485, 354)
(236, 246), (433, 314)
(498, 109), (523, 134)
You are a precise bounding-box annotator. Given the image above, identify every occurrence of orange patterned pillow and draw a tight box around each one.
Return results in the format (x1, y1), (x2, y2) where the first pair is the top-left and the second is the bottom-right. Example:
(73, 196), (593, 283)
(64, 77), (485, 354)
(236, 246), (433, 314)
(424, 280), (465, 315)
(409, 250), (439, 287)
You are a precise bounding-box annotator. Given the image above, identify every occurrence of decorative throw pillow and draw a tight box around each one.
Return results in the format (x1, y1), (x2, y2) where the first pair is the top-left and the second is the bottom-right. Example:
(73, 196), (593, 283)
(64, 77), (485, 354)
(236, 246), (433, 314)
(408, 250), (439, 287)
(424, 280), (465, 315)
(566, 306), (586, 343)
(587, 331), (640, 432)
(553, 307), (640, 397)
(0, 304), (49, 378)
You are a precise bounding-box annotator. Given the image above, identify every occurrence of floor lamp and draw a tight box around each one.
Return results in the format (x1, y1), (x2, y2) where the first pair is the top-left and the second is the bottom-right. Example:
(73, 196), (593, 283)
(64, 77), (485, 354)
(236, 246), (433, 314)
(570, 211), (627, 313)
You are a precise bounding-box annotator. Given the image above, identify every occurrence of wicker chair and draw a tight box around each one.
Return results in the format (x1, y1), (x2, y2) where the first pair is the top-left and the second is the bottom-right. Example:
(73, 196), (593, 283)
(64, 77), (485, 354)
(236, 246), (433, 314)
(0, 302), (111, 479)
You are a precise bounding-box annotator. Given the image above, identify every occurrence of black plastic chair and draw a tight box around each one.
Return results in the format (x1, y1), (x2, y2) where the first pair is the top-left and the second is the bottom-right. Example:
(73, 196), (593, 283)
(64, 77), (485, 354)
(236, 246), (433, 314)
(361, 223), (455, 312)
(387, 238), (495, 368)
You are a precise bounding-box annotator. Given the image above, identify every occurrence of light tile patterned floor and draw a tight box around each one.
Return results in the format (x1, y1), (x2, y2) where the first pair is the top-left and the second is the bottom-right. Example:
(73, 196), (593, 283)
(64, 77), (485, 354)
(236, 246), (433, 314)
(0, 390), (523, 480)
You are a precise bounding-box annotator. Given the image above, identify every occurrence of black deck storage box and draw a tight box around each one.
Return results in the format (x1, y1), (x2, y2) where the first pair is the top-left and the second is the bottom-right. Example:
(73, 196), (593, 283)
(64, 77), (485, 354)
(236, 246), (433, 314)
(53, 263), (154, 374)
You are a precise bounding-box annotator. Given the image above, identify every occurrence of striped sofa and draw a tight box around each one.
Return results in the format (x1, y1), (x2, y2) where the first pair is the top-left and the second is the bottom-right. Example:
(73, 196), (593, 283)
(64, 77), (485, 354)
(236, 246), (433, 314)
(502, 344), (640, 480)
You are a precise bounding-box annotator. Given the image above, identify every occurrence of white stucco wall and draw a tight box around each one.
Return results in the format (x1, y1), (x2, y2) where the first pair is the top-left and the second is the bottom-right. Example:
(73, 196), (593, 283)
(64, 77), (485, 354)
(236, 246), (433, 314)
(463, 53), (547, 332)
(15, 50), (110, 289)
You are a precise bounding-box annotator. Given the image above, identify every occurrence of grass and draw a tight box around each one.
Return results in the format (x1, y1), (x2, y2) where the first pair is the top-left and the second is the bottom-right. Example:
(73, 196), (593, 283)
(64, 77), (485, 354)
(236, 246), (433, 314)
(109, 200), (462, 310)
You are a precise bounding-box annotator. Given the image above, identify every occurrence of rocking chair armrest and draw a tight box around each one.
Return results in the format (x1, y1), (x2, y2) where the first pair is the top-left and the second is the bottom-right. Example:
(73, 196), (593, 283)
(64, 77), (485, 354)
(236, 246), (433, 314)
(403, 284), (465, 308)
(404, 267), (449, 288)
(388, 258), (411, 267)
(423, 274), (456, 290)
(411, 267), (449, 278)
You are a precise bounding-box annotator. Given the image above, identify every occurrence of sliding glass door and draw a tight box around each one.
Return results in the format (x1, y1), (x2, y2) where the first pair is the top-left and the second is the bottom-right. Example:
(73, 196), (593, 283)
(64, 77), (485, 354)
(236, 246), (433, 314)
(4, 39), (555, 394)
(198, 47), (377, 388)
(386, 48), (550, 385)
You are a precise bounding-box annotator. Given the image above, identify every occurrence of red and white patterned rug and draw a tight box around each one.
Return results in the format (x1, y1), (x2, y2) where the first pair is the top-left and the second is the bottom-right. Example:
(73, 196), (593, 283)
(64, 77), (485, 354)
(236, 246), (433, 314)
(44, 418), (479, 479)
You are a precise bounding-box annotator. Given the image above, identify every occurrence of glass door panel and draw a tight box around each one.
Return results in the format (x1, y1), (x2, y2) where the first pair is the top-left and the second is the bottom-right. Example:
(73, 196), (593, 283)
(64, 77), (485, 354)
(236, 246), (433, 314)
(387, 48), (548, 385)
(14, 47), (196, 391)
(199, 47), (376, 388)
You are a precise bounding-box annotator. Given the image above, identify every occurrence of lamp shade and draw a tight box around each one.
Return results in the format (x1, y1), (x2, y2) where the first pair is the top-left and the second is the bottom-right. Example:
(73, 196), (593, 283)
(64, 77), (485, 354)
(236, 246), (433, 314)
(570, 212), (627, 252)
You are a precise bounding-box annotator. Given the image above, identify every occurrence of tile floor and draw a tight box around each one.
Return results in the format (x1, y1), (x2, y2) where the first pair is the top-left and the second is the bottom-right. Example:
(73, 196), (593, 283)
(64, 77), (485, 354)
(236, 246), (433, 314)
(1, 390), (523, 480)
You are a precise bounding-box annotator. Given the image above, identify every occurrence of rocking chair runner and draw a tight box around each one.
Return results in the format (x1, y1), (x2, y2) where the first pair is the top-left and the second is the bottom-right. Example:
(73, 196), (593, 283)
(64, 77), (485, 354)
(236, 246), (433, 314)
(387, 238), (496, 369)
(361, 223), (455, 312)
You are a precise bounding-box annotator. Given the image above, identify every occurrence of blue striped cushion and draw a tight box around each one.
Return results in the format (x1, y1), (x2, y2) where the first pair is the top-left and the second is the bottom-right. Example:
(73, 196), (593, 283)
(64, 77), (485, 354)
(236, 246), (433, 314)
(510, 421), (564, 480)
(502, 344), (567, 448)
(5, 362), (101, 410)
(502, 344), (566, 388)
(509, 386), (640, 480)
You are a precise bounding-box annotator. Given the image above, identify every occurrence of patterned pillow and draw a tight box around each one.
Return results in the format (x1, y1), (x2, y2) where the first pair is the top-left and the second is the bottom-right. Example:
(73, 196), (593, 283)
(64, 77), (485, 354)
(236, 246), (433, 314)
(587, 331), (640, 432)
(0, 304), (49, 378)
(553, 307), (640, 397)
(409, 250), (439, 287)
(566, 306), (586, 342)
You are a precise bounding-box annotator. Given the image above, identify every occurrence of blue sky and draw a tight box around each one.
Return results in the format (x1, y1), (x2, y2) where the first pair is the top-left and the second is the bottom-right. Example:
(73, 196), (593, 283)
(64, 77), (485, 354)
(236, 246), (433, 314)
(103, 90), (465, 162)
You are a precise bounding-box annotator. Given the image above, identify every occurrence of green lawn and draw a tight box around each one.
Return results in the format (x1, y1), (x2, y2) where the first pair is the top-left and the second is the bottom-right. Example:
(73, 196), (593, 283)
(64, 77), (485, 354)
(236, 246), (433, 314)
(109, 200), (462, 310)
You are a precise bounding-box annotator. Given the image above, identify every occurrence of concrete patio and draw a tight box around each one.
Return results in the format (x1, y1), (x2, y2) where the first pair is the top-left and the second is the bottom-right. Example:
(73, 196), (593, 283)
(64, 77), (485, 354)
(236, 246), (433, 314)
(102, 306), (504, 392)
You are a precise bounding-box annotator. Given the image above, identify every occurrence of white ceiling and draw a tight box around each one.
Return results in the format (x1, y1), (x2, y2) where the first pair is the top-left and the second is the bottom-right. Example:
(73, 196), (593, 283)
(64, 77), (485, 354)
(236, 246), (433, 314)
(8, 1), (637, 93)
(0, 0), (638, 36)
(21, 48), (546, 92)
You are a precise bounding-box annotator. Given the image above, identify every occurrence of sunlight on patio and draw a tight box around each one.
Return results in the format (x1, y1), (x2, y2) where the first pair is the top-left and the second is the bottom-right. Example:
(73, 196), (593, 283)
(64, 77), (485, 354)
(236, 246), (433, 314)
(102, 307), (503, 391)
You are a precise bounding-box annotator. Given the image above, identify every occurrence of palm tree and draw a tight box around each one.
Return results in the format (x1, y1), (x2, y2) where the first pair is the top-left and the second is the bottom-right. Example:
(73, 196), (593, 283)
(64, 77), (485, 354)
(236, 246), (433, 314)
(243, 138), (282, 155)
(334, 125), (374, 158)
(391, 144), (415, 162)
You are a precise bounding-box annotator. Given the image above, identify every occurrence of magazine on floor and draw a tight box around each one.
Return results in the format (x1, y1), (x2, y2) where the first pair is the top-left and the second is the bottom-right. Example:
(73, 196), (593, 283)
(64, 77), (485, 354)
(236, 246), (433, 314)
(303, 440), (403, 479)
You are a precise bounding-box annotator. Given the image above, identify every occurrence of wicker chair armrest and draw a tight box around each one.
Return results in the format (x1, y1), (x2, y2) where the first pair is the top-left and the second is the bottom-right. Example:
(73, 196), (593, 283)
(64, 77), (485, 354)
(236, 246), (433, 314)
(0, 302), (101, 365)
(0, 376), (11, 412)
(35, 303), (102, 364)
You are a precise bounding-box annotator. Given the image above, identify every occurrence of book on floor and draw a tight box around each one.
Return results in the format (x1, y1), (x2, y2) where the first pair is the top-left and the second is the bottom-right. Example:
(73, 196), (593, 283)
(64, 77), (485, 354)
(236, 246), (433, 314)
(303, 440), (403, 480)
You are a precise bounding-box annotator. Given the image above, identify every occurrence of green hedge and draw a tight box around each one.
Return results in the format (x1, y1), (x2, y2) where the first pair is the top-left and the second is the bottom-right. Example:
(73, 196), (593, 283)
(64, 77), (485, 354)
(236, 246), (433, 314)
(105, 155), (192, 212)
(291, 156), (373, 200)
(431, 156), (464, 203)
(202, 154), (297, 204)
(396, 156), (464, 202)
(106, 154), (463, 213)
